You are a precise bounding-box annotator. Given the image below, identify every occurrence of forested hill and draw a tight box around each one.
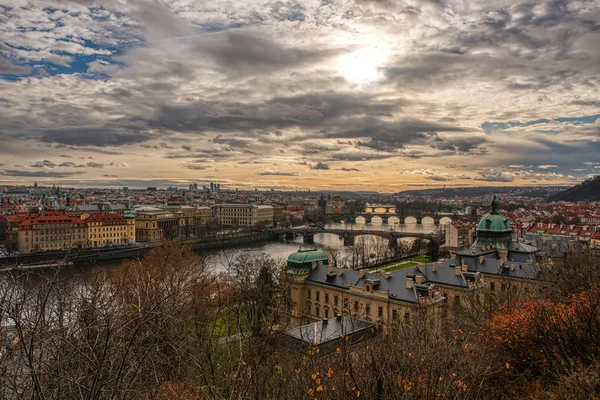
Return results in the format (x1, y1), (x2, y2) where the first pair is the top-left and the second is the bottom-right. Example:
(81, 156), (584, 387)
(547, 176), (600, 202)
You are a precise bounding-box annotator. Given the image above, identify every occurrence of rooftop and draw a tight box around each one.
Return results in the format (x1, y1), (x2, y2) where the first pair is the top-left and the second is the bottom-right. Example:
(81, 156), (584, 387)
(284, 315), (374, 346)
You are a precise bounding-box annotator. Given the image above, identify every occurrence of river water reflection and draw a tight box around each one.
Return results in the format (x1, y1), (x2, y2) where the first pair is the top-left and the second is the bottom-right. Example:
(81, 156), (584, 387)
(64, 222), (436, 277)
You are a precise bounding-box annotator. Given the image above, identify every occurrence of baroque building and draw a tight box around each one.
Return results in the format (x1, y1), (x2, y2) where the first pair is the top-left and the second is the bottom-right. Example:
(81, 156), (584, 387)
(283, 196), (542, 331)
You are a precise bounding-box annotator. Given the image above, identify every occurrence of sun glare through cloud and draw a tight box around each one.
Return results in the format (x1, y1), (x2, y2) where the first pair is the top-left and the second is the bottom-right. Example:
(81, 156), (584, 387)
(339, 47), (388, 83)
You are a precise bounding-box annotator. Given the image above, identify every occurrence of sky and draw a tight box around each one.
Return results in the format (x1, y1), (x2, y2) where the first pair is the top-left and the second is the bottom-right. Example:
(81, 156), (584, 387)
(0, 0), (599, 192)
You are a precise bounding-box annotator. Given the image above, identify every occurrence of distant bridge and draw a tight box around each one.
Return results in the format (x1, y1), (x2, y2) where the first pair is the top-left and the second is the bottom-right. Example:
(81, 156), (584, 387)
(330, 214), (454, 225)
(270, 227), (438, 247)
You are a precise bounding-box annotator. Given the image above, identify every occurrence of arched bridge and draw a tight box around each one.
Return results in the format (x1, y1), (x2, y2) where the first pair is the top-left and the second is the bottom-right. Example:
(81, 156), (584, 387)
(270, 227), (438, 247)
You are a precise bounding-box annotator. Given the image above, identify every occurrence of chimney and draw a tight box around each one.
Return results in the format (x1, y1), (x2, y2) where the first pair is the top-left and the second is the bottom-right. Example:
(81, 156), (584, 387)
(462, 264), (467, 272)
(385, 272), (392, 279)
(328, 265), (333, 274)
(406, 277), (414, 289)
(359, 269), (366, 278)
(337, 268), (344, 276)
(336, 313), (342, 321)
(322, 318), (328, 325)
(479, 256), (484, 264)
(415, 275), (423, 284)
(417, 264), (424, 273)
(431, 263), (437, 273)
(455, 266), (461, 276)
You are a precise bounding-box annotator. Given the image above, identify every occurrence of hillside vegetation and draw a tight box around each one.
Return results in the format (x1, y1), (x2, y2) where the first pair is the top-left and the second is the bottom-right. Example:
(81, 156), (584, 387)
(548, 175), (600, 202)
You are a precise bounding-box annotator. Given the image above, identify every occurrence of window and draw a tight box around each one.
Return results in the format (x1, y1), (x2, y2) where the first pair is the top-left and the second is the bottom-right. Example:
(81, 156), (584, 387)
(315, 306), (320, 317)
(307, 304), (311, 315)
(334, 296), (339, 307)
(324, 309), (329, 319)
(325, 293), (329, 303)
(392, 309), (398, 321)
(353, 301), (358, 311)
(404, 312), (410, 324)
(316, 291), (320, 302)
(378, 306), (383, 318)
(366, 304), (371, 315)
(454, 296), (461, 306)
(307, 289), (311, 299)
(490, 282), (495, 291)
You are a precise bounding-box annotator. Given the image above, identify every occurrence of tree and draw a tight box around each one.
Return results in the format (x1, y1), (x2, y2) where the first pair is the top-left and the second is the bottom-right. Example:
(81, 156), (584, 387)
(426, 239), (440, 262)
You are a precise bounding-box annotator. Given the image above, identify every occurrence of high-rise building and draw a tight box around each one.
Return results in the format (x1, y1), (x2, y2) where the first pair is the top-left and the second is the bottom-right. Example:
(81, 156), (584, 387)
(210, 182), (214, 192)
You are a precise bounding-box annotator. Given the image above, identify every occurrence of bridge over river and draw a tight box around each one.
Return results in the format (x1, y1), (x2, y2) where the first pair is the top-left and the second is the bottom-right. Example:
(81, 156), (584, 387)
(270, 227), (438, 247)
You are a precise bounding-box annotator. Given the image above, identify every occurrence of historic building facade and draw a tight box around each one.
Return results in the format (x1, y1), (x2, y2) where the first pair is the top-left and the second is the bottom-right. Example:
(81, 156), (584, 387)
(86, 213), (136, 247)
(283, 249), (485, 331)
(283, 196), (542, 331)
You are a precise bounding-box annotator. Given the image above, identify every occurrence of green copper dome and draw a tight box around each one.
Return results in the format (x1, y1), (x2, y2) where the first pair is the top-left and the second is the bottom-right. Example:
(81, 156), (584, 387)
(473, 195), (512, 250)
(286, 249), (328, 275)
(477, 195), (511, 233)
(287, 249), (328, 264)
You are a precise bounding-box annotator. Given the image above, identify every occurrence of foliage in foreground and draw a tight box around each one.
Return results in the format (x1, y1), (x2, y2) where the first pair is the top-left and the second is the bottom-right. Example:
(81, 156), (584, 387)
(0, 242), (598, 399)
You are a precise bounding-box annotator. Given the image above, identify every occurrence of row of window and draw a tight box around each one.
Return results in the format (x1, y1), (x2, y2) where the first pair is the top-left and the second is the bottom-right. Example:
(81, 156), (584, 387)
(34, 235), (83, 242)
(25, 229), (85, 236)
(90, 226), (131, 232)
(306, 303), (410, 323)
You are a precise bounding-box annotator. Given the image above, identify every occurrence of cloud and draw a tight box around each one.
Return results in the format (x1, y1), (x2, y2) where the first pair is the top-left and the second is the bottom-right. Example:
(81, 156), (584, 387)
(0, 57), (32, 75)
(310, 162), (330, 170)
(0, 0), (598, 189)
(341, 167), (359, 172)
(36, 123), (152, 147)
(259, 170), (299, 176)
(31, 159), (57, 168)
(87, 162), (105, 168)
(1, 169), (84, 178)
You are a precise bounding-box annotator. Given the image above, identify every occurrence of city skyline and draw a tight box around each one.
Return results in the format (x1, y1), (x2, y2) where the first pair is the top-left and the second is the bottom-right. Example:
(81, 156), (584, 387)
(1, 0), (599, 191)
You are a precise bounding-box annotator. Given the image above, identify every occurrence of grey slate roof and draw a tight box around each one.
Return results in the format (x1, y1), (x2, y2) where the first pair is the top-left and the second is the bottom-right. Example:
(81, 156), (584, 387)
(306, 262), (472, 305)
(285, 316), (374, 345)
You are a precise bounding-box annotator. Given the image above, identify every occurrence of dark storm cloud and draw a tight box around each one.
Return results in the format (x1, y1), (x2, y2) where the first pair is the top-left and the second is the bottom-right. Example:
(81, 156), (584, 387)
(347, 120), (471, 152)
(1, 169), (84, 178)
(148, 92), (402, 136)
(310, 162), (329, 170)
(37, 122), (152, 147)
(193, 31), (338, 76)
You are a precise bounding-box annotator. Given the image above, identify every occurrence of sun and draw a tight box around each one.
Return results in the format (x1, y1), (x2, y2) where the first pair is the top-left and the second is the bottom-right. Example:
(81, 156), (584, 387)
(339, 47), (387, 83)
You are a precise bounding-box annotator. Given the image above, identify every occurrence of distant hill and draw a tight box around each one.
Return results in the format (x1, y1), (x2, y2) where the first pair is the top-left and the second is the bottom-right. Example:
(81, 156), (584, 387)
(547, 176), (600, 202)
(397, 185), (566, 199)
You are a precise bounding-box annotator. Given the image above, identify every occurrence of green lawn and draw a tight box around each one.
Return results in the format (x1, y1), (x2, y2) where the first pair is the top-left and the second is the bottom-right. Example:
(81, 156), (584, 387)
(407, 255), (430, 263)
(383, 262), (418, 272)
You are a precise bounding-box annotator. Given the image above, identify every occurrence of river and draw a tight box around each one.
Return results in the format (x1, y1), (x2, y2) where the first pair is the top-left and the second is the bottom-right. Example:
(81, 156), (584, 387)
(62, 222), (436, 277)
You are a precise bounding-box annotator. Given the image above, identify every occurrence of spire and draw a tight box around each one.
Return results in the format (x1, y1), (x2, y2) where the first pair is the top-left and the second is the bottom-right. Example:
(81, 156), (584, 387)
(490, 194), (499, 215)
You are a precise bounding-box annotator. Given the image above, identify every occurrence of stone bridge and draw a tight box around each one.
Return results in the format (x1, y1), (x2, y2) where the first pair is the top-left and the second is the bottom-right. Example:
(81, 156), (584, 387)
(270, 227), (438, 247)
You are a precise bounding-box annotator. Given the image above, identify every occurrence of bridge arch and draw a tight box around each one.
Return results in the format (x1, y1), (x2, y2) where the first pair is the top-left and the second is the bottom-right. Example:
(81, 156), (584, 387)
(404, 216), (417, 224)
(421, 216), (435, 225)
(388, 216), (400, 225)
(371, 216), (383, 224)
(439, 216), (453, 225)
(355, 216), (366, 224)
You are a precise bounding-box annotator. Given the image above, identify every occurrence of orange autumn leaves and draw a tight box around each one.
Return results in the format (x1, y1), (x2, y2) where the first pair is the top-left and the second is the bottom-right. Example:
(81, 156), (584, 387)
(483, 289), (600, 372)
